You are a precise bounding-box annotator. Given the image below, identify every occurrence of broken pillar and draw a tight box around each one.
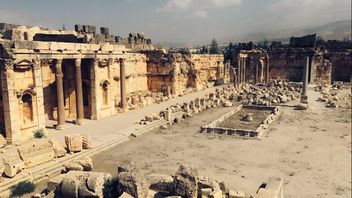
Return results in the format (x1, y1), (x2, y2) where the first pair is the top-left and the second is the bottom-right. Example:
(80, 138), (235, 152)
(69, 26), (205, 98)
(301, 56), (309, 104)
(119, 58), (127, 111)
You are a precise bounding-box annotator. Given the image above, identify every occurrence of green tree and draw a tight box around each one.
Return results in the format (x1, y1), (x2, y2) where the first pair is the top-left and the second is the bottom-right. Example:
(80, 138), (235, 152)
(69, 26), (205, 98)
(209, 39), (220, 54)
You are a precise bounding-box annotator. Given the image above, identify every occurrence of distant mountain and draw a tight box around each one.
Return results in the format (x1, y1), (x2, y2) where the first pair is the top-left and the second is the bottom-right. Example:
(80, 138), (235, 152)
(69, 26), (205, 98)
(156, 20), (351, 48)
(228, 20), (351, 43)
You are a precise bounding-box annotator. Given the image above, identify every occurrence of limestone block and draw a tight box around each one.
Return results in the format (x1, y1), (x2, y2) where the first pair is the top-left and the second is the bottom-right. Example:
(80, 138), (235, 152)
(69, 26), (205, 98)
(82, 134), (94, 149)
(229, 190), (245, 198)
(209, 189), (222, 198)
(89, 44), (101, 51)
(201, 188), (213, 196)
(0, 159), (4, 177)
(76, 157), (93, 171)
(33, 41), (50, 50)
(64, 134), (83, 153)
(49, 42), (59, 51)
(116, 162), (149, 198)
(174, 165), (198, 198)
(57, 43), (75, 51)
(148, 174), (174, 193)
(86, 172), (111, 196)
(17, 139), (55, 168)
(47, 174), (64, 192)
(0, 135), (6, 148)
(120, 192), (134, 198)
(49, 139), (66, 158)
(61, 174), (80, 198)
(3, 156), (24, 178)
(100, 43), (113, 51)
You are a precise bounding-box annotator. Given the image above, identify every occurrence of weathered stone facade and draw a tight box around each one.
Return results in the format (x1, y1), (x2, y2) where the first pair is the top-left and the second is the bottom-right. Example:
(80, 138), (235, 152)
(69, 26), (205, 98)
(0, 25), (228, 144)
(146, 50), (229, 96)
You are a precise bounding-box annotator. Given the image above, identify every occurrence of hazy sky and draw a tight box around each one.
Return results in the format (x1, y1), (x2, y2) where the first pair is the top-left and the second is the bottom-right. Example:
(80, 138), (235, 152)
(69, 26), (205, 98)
(0, 0), (350, 43)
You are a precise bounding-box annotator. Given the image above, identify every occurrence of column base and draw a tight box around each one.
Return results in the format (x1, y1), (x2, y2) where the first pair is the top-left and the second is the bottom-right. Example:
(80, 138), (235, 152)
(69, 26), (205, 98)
(56, 124), (66, 130)
(300, 95), (309, 104)
(75, 119), (84, 125)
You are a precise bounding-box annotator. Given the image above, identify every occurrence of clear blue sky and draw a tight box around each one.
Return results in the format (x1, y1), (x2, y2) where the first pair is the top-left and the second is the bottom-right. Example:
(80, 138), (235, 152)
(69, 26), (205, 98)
(0, 0), (350, 43)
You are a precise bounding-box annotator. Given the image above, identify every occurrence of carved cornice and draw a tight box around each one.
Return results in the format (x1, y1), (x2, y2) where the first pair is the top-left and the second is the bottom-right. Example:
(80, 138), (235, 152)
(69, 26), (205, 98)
(75, 58), (81, 67)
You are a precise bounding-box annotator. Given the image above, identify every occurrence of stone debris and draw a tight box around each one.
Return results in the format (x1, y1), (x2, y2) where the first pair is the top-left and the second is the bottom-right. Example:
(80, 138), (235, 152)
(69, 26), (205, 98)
(242, 113), (254, 122)
(82, 134), (94, 149)
(17, 139), (55, 168)
(173, 165), (198, 198)
(60, 171), (111, 198)
(0, 135), (6, 148)
(0, 159), (4, 179)
(65, 134), (83, 153)
(116, 162), (149, 198)
(63, 157), (93, 173)
(44, 163), (283, 198)
(48, 139), (66, 158)
(316, 83), (351, 109)
(3, 155), (24, 178)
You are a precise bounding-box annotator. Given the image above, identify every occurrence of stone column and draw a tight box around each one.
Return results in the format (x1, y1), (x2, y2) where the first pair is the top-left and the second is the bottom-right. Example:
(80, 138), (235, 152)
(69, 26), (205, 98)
(254, 58), (258, 84)
(301, 56), (309, 103)
(74, 58), (84, 125)
(90, 59), (100, 120)
(55, 59), (65, 129)
(237, 57), (241, 84)
(265, 54), (270, 83)
(243, 57), (246, 83)
(1, 59), (20, 143)
(33, 59), (46, 131)
(233, 68), (237, 87)
(119, 58), (127, 111)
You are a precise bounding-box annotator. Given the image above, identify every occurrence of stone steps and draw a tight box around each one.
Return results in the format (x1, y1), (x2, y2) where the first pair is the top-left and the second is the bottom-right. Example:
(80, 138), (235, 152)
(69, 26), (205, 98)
(0, 119), (168, 195)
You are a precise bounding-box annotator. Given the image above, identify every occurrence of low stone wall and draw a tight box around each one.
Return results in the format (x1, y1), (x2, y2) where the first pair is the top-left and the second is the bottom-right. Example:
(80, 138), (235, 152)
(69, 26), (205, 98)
(201, 105), (281, 140)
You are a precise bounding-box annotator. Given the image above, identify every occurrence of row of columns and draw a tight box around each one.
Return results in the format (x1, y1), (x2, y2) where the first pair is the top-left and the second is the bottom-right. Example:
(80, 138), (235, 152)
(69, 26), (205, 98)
(237, 56), (246, 84)
(54, 58), (127, 129)
(236, 54), (270, 85)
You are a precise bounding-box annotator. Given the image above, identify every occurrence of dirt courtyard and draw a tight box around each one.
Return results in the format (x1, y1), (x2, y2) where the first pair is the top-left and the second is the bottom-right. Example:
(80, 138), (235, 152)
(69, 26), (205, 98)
(92, 90), (351, 198)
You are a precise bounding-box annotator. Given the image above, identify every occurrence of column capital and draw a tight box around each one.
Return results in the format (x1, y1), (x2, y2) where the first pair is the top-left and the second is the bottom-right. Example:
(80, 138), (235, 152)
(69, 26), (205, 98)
(74, 58), (81, 67)
(1, 59), (15, 71)
(32, 58), (41, 70)
(54, 59), (63, 67)
(54, 59), (63, 75)
(119, 58), (125, 65)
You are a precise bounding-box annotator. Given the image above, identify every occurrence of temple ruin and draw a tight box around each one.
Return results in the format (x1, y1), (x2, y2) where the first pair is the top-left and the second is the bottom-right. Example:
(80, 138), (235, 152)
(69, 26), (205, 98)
(0, 21), (351, 198)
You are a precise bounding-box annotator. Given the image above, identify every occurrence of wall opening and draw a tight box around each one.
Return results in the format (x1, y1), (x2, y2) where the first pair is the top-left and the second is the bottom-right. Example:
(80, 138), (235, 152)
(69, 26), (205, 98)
(22, 93), (34, 126)
(102, 82), (109, 106)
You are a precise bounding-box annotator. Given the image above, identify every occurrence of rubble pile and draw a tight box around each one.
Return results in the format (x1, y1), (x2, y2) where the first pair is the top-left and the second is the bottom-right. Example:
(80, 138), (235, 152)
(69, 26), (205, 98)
(127, 91), (168, 110)
(0, 134), (94, 179)
(240, 80), (302, 106)
(43, 163), (284, 198)
(139, 85), (242, 125)
(316, 83), (351, 109)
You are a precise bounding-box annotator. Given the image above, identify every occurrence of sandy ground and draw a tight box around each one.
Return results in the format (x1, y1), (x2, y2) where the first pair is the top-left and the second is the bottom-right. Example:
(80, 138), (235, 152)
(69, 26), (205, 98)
(92, 87), (351, 198)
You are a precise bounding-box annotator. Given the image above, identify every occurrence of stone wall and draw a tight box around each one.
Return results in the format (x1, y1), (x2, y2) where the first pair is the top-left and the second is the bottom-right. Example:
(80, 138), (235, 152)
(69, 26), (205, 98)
(329, 52), (352, 82)
(146, 51), (227, 96)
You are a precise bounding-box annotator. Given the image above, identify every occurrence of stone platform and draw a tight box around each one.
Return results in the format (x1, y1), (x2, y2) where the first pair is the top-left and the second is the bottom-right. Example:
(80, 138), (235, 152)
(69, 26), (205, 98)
(201, 105), (281, 139)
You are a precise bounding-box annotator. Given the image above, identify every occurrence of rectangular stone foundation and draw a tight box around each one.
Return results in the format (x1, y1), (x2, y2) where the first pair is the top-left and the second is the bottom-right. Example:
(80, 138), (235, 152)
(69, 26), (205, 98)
(201, 105), (281, 139)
